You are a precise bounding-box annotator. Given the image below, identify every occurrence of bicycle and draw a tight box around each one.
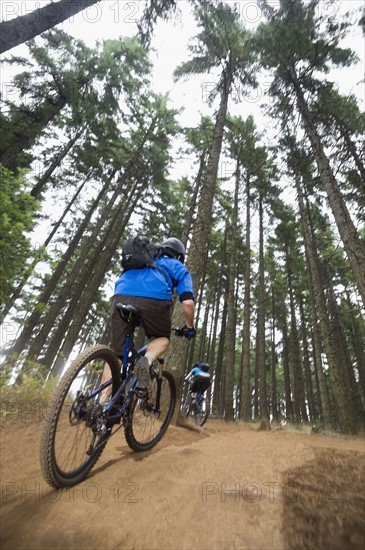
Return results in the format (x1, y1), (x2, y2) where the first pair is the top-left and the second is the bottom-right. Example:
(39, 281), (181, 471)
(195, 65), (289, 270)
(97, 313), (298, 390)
(40, 303), (179, 489)
(182, 384), (209, 427)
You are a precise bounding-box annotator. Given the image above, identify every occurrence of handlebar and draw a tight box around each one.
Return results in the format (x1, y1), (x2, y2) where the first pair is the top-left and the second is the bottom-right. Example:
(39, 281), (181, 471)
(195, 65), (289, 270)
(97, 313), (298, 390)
(171, 326), (196, 339)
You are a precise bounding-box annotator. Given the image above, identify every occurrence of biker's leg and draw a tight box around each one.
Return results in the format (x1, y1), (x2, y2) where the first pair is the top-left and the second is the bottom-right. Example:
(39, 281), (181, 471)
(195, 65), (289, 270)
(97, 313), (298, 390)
(134, 298), (172, 397)
(134, 337), (170, 397)
(145, 337), (170, 365)
(101, 295), (127, 402)
(110, 295), (128, 358)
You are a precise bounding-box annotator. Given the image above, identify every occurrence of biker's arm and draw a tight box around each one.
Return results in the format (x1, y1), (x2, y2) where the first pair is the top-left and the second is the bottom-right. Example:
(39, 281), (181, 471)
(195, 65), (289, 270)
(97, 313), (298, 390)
(181, 298), (194, 328)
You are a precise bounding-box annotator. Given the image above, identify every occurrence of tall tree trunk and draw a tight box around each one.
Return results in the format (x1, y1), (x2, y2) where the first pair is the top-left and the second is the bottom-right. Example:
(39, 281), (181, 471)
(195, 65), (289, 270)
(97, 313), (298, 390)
(271, 287), (278, 423)
(43, 170), (93, 248)
(166, 74), (233, 421)
(289, 66), (365, 306)
(240, 176), (252, 421)
(224, 160), (240, 421)
(215, 296), (228, 418)
(256, 194), (269, 424)
(212, 250), (229, 418)
(0, 0), (101, 53)
(209, 280), (223, 416)
(181, 150), (207, 246)
(31, 130), (83, 198)
(281, 303), (293, 422)
(298, 297), (316, 422)
(286, 257), (307, 423)
(296, 175), (358, 433)
(305, 240), (332, 427)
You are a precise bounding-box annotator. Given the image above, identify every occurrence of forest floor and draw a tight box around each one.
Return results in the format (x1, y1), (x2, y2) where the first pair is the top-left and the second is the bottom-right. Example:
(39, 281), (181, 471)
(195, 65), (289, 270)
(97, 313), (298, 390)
(1, 412), (364, 550)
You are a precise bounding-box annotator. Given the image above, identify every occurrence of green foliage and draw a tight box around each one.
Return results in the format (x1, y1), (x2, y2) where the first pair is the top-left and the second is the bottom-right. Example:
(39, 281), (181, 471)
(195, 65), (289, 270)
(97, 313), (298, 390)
(0, 353), (57, 422)
(0, 166), (39, 306)
(174, 1), (257, 104)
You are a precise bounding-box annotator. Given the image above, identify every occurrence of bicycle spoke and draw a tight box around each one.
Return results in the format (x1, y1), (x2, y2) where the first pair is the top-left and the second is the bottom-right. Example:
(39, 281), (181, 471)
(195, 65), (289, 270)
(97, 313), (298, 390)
(125, 370), (175, 451)
(40, 345), (120, 488)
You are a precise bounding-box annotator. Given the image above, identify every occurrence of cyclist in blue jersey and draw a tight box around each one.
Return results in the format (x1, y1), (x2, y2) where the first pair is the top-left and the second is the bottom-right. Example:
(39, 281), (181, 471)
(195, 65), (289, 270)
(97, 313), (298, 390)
(185, 361), (211, 409)
(111, 237), (196, 397)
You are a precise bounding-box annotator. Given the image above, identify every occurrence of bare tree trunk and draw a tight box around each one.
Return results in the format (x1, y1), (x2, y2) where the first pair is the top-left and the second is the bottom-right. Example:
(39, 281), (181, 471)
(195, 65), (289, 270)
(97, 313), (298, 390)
(166, 74), (232, 422)
(296, 175), (357, 433)
(256, 194), (269, 425)
(281, 303), (293, 422)
(271, 287), (278, 423)
(31, 130), (83, 198)
(0, 0), (101, 54)
(181, 150), (207, 246)
(240, 175), (252, 421)
(286, 258), (307, 423)
(299, 297), (316, 422)
(224, 160), (240, 421)
(289, 66), (365, 306)
(303, 222), (332, 427)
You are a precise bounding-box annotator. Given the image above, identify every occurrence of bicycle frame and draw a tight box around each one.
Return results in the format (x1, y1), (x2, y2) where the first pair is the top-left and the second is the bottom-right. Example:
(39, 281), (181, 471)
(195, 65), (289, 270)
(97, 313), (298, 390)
(84, 318), (164, 423)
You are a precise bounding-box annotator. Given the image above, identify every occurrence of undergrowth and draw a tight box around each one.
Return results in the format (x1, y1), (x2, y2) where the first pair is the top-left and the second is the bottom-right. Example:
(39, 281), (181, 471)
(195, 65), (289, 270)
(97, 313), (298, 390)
(0, 358), (58, 423)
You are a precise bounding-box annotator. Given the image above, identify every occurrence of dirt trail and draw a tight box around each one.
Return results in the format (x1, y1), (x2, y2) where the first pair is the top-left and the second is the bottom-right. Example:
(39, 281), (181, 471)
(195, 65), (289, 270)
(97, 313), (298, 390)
(1, 417), (364, 549)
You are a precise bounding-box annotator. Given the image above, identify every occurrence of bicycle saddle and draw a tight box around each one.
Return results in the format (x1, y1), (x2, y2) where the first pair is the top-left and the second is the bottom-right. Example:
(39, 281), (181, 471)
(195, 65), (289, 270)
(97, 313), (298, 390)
(116, 303), (140, 317)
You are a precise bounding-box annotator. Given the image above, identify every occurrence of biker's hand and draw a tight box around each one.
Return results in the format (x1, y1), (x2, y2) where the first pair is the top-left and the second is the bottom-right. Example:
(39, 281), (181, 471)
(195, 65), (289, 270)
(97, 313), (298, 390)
(177, 325), (196, 340)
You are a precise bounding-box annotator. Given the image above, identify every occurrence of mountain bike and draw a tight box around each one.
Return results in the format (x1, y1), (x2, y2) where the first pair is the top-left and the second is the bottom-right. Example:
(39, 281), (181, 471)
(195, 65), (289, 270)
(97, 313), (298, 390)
(182, 384), (209, 427)
(40, 303), (179, 489)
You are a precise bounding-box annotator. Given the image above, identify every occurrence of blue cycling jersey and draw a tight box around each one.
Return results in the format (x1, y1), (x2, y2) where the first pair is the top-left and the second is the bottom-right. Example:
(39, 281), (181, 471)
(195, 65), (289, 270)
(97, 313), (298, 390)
(114, 256), (194, 301)
(190, 367), (210, 378)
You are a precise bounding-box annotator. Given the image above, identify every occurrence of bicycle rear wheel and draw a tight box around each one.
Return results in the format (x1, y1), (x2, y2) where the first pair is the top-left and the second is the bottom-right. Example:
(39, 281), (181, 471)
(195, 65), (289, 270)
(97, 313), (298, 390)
(195, 398), (208, 427)
(124, 369), (176, 452)
(40, 345), (120, 488)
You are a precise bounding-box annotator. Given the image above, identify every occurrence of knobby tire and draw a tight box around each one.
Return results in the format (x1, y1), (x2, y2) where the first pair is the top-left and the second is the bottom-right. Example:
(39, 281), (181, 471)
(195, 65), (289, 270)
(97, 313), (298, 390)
(40, 345), (120, 488)
(124, 370), (176, 452)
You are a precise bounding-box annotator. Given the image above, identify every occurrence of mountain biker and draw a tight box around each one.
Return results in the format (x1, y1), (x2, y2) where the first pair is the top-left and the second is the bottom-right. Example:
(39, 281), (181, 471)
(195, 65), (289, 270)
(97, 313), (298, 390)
(111, 237), (196, 397)
(184, 361), (211, 409)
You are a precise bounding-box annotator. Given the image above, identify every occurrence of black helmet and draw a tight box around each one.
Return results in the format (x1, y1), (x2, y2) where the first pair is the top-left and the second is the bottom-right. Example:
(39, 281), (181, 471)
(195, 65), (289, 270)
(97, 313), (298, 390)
(161, 237), (186, 263)
(194, 361), (209, 372)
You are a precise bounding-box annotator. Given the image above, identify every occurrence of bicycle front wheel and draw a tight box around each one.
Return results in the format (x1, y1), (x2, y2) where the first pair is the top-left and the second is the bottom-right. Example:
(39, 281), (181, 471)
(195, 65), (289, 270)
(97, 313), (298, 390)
(124, 370), (176, 452)
(40, 345), (121, 488)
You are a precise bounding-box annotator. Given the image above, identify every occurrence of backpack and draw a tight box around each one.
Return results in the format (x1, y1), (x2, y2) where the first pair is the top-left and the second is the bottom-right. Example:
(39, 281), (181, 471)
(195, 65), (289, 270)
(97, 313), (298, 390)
(121, 236), (160, 272)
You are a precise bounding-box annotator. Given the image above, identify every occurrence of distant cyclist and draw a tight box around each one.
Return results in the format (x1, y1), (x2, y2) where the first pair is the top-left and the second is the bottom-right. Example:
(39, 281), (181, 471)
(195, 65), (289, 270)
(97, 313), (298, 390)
(184, 361), (211, 409)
